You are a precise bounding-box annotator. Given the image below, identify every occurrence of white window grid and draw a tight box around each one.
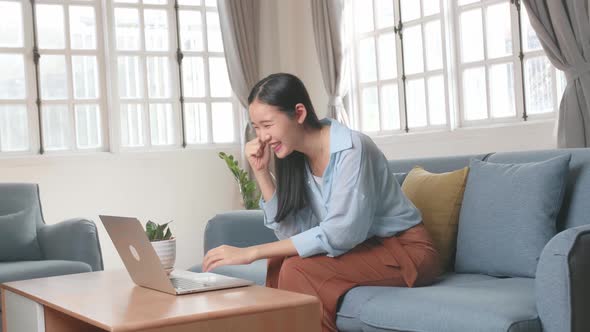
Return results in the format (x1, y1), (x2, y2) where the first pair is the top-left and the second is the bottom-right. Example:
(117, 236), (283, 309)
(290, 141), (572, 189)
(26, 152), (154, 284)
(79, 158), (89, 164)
(107, 0), (238, 151)
(349, 0), (405, 134)
(455, 0), (565, 127)
(454, 0), (523, 126)
(177, 0), (238, 147)
(398, 0), (450, 131)
(0, 0), (108, 154)
(350, 0), (451, 135)
(0, 0), (238, 157)
(35, 0), (108, 152)
(349, 0), (566, 135)
(108, 0), (181, 150)
(0, 0), (34, 154)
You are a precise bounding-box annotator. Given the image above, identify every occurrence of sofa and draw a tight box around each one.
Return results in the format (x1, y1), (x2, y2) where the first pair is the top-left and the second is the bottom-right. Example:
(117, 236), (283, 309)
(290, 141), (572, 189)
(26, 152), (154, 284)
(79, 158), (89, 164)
(0, 183), (104, 332)
(191, 148), (590, 332)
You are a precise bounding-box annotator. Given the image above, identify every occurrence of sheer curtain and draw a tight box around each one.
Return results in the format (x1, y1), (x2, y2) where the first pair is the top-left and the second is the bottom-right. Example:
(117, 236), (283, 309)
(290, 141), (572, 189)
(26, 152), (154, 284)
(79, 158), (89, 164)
(311, 0), (352, 126)
(217, 0), (260, 167)
(523, 0), (590, 147)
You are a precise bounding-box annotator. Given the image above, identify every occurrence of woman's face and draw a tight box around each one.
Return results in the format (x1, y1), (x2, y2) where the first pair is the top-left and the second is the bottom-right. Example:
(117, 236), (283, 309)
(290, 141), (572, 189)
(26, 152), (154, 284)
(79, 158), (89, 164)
(248, 99), (304, 159)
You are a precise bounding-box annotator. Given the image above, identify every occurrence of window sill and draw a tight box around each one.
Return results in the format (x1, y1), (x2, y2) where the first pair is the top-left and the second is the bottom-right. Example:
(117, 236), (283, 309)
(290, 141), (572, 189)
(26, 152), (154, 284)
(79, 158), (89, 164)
(0, 143), (242, 168)
(369, 118), (555, 145)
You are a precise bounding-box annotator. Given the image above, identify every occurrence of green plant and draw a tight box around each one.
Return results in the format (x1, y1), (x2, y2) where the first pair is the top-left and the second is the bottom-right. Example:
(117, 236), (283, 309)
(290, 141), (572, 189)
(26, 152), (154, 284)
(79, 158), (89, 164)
(219, 152), (260, 209)
(145, 220), (174, 241)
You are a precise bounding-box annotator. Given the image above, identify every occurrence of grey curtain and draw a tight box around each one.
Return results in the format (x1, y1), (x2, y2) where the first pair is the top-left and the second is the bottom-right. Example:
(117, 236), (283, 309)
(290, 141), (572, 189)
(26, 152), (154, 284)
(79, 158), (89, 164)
(217, 0), (260, 165)
(311, 0), (351, 126)
(523, 0), (590, 147)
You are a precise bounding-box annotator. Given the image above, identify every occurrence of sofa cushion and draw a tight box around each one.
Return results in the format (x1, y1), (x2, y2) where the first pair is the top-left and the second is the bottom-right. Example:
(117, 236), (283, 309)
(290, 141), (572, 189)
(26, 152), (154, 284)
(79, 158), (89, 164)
(336, 286), (391, 331)
(401, 166), (469, 271)
(336, 273), (497, 331)
(455, 155), (571, 277)
(357, 275), (540, 332)
(0, 208), (42, 261)
(0, 260), (92, 284)
(189, 259), (268, 286)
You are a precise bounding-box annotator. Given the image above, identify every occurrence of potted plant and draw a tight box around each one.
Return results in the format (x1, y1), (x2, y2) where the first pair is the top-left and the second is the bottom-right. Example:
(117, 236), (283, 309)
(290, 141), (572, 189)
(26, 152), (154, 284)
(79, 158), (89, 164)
(145, 220), (175, 274)
(219, 152), (260, 209)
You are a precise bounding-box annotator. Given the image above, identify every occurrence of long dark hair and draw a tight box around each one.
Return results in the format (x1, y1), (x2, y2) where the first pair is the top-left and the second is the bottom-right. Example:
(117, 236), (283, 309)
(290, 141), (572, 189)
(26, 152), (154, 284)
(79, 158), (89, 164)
(248, 73), (322, 222)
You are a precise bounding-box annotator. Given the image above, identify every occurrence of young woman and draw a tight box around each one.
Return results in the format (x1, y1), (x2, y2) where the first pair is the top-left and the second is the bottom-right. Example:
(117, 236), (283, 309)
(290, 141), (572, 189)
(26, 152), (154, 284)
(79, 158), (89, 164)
(202, 73), (441, 332)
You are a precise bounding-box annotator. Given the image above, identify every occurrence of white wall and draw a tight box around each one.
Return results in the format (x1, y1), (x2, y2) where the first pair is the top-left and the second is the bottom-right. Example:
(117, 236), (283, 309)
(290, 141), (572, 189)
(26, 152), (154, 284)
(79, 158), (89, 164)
(262, 0), (328, 109)
(0, 148), (242, 271)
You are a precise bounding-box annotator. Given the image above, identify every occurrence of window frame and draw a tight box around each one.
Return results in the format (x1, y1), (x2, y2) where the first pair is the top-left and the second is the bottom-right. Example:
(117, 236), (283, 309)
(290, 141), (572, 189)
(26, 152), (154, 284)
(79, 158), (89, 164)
(348, 0), (564, 136)
(35, 0), (109, 153)
(107, 0), (182, 151)
(400, 1), (451, 132)
(0, 0), (37, 155)
(0, 0), (240, 158)
(176, 2), (239, 147)
(453, 0), (521, 126)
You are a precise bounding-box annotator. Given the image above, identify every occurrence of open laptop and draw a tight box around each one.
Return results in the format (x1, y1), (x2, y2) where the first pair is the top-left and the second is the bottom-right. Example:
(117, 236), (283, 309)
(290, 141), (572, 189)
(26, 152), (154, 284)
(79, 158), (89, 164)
(99, 215), (254, 295)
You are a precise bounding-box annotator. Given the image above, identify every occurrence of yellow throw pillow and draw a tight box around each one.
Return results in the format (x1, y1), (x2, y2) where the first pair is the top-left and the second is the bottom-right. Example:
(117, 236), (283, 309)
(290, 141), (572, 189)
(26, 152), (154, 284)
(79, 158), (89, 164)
(401, 166), (469, 271)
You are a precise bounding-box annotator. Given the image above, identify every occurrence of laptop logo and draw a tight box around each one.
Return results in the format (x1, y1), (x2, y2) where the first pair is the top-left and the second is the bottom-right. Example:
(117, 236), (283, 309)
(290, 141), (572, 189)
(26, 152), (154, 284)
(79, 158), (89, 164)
(129, 245), (141, 261)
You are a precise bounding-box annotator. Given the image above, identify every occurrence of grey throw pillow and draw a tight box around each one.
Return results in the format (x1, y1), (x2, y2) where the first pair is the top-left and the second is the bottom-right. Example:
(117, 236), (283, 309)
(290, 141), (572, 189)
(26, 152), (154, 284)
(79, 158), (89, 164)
(455, 154), (571, 278)
(0, 208), (42, 261)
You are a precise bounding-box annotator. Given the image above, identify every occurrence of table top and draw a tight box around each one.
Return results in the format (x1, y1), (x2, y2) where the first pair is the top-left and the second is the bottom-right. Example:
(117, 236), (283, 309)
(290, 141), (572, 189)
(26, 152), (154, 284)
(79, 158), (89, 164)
(0, 270), (319, 332)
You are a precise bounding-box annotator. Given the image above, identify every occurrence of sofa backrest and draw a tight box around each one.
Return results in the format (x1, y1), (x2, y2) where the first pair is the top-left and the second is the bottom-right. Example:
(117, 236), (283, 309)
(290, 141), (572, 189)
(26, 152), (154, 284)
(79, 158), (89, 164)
(388, 153), (490, 175)
(389, 148), (590, 232)
(0, 183), (45, 229)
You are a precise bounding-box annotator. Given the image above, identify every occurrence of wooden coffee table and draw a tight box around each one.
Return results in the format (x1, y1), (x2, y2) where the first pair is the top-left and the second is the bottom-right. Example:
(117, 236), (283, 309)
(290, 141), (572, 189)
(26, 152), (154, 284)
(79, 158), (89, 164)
(1, 270), (321, 332)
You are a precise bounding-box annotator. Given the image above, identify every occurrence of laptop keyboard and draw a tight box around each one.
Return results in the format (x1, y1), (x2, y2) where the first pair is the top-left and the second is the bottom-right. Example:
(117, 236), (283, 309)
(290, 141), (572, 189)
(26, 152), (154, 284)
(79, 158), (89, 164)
(170, 277), (210, 290)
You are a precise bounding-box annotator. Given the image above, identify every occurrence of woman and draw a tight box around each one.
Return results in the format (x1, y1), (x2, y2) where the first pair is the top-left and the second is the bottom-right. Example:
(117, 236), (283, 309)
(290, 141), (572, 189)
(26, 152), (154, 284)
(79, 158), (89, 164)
(202, 73), (440, 332)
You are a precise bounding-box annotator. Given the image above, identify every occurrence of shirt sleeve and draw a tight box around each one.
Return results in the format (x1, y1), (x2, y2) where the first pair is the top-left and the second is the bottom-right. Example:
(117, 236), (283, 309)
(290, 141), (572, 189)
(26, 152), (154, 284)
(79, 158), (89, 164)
(259, 192), (314, 240)
(290, 141), (378, 258)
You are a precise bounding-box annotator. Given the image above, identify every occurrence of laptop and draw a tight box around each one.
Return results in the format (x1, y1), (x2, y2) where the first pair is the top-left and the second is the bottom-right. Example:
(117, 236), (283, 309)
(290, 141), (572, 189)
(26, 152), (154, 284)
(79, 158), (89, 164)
(99, 215), (254, 295)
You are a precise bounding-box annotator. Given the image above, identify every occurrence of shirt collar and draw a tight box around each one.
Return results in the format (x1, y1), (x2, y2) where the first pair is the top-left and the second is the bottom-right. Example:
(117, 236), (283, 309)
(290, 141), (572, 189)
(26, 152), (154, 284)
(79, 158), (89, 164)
(320, 118), (352, 154)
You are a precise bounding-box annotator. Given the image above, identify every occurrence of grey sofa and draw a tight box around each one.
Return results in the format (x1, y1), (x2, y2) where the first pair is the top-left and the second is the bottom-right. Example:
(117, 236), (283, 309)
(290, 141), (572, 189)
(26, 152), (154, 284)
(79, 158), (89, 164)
(191, 148), (590, 332)
(0, 183), (104, 332)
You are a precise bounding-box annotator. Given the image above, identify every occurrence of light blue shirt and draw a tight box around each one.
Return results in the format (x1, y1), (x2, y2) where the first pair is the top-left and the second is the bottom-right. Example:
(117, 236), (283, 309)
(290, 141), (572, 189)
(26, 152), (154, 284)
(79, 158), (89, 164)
(259, 118), (422, 258)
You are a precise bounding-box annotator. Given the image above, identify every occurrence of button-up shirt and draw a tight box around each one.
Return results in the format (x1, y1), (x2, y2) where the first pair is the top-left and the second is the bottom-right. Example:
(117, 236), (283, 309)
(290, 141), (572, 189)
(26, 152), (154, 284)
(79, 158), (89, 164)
(260, 118), (421, 258)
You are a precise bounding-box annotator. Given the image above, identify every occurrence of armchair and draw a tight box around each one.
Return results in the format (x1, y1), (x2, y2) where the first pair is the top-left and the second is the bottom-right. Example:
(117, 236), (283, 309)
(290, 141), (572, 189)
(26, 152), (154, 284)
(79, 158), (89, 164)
(0, 183), (103, 284)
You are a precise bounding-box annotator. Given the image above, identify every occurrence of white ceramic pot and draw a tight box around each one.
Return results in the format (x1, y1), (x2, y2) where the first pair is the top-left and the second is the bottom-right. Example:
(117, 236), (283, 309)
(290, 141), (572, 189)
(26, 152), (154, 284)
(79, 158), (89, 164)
(151, 238), (176, 274)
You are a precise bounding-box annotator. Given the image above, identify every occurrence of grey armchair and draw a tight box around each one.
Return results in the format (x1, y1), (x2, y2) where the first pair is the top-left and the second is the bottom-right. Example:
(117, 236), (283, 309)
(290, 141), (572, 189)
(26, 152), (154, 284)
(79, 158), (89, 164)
(0, 182), (103, 284)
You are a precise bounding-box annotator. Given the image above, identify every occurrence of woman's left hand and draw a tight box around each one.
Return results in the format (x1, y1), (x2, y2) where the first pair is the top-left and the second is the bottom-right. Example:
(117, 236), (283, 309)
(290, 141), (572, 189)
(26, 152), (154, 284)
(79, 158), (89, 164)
(202, 245), (258, 272)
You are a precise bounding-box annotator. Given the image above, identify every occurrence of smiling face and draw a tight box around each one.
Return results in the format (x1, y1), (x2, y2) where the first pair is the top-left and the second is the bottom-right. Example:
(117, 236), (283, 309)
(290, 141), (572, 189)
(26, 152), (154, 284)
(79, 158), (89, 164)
(248, 99), (306, 159)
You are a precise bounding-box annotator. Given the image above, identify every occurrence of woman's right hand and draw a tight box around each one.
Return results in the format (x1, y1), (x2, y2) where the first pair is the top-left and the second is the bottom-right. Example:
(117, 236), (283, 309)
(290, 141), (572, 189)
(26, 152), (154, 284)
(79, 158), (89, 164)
(246, 135), (271, 173)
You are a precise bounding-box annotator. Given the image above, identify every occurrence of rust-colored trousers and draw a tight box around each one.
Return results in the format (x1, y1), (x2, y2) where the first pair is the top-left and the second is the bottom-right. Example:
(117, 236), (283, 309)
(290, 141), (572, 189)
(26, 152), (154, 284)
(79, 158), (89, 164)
(266, 223), (441, 332)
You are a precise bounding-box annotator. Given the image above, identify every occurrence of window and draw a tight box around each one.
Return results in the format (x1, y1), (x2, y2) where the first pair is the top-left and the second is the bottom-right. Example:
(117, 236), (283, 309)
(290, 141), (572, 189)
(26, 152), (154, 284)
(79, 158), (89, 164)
(112, 0), (177, 148)
(349, 0), (566, 134)
(177, 0), (235, 145)
(0, 0), (236, 156)
(0, 1), (30, 152)
(401, 0), (449, 129)
(0, 0), (106, 153)
(110, 0), (236, 150)
(457, 0), (517, 122)
(352, 0), (404, 133)
(37, 0), (106, 151)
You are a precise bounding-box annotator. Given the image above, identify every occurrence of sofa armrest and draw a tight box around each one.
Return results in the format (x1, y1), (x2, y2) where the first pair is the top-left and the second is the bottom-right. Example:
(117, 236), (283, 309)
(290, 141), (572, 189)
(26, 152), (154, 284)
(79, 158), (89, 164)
(204, 210), (277, 253)
(37, 218), (104, 271)
(535, 224), (590, 332)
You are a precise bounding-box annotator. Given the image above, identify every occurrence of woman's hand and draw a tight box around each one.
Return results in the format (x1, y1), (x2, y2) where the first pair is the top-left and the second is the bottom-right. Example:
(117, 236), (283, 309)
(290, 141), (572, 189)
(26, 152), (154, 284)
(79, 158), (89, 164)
(245, 135), (271, 173)
(202, 245), (258, 272)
